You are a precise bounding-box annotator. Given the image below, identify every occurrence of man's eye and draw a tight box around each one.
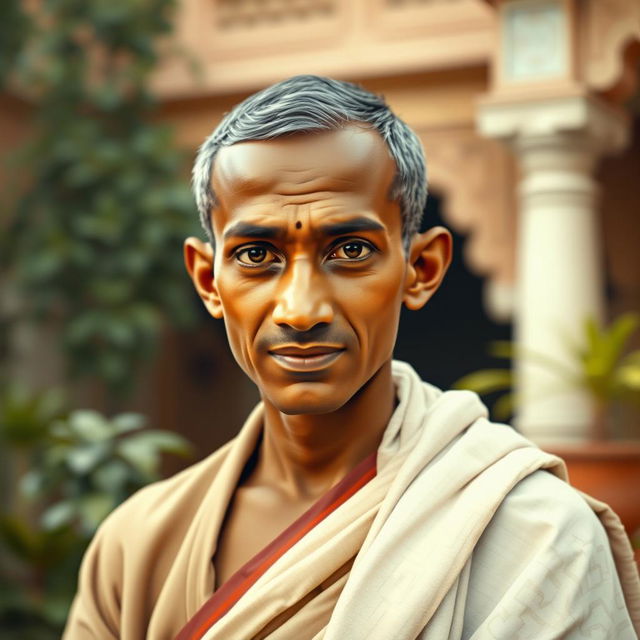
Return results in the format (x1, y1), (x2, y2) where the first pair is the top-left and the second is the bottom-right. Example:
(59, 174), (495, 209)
(235, 246), (278, 266)
(329, 241), (373, 261)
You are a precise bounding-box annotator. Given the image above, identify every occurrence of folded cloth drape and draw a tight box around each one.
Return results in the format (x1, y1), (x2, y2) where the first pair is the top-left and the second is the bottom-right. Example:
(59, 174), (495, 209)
(323, 361), (640, 639)
(64, 360), (640, 639)
(197, 361), (640, 639)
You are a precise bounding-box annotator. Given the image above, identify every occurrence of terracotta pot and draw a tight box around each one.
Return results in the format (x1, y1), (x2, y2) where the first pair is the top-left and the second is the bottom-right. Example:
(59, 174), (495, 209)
(548, 441), (640, 564)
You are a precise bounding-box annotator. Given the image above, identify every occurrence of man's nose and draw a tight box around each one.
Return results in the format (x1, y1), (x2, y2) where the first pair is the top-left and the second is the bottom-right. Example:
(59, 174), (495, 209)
(271, 258), (334, 331)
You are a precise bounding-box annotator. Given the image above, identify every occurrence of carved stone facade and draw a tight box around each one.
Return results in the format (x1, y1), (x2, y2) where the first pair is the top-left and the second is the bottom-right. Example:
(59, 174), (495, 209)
(216, 0), (337, 31)
(581, 0), (640, 99)
(153, 0), (493, 96)
(420, 127), (516, 289)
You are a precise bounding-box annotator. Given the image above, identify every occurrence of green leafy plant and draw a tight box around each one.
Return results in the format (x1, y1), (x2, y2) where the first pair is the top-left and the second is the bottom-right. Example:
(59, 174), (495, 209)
(25, 409), (192, 533)
(1, 0), (200, 396)
(0, 3), (202, 636)
(581, 314), (640, 407)
(0, 386), (192, 638)
(454, 313), (640, 437)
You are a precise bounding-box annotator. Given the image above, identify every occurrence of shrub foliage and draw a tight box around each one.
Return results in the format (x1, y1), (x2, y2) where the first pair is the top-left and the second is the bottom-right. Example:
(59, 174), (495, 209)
(1, 0), (199, 394)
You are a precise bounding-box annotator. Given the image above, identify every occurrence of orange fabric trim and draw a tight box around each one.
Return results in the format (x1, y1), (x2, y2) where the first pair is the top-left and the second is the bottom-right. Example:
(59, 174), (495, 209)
(175, 452), (376, 640)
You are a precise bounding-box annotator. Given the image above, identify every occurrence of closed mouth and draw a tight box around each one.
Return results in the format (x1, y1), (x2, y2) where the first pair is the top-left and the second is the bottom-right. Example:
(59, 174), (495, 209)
(268, 345), (345, 371)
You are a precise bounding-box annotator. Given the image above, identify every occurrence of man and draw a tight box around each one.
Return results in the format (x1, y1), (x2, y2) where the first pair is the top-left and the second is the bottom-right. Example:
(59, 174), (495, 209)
(64, 75), (640, 639)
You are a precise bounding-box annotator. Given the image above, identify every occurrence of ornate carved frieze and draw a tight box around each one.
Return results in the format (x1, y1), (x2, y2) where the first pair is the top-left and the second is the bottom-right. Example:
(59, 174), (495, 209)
(152, 0), (492, 97)
(581, 0), (640, 101)
(420, 126), (517, 289)
(216, 0), (336, 31)
(386, 0), (465, 5)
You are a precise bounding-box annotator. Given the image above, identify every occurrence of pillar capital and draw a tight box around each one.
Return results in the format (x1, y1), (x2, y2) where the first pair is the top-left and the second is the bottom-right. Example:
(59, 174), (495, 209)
(477, 92), (629, 156)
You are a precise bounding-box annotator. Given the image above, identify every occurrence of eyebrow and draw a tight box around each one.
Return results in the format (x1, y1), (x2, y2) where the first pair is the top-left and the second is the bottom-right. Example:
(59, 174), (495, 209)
(318, 217), (385, 236)
(223, 222), (285, 241)
(222, 216), (385, 242)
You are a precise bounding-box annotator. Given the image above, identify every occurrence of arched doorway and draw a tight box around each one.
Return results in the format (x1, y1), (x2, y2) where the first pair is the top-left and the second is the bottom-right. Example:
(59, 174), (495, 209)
(394, 192), (513, 392)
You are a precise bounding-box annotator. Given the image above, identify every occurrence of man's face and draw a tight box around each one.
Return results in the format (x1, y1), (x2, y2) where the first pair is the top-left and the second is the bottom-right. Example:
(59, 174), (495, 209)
(208, 126), (410, 415)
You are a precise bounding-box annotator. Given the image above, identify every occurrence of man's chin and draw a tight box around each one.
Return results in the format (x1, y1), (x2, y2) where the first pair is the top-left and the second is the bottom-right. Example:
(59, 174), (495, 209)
(264, 383), (352, 416)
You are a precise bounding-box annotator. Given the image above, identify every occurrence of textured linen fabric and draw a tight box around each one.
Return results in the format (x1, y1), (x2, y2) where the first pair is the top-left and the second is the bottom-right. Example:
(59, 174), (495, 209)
(462, 471), (635, 638)
(63, 361), (640, 639)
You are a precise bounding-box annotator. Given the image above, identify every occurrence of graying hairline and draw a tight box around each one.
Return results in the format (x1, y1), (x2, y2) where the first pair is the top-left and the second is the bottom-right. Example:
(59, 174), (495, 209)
(191, 77), (427, 254)
(195, 134), (416, 254)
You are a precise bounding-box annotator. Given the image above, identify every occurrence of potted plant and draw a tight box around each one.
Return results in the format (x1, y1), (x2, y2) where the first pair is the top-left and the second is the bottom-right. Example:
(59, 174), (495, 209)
(454, 312), (640, 558)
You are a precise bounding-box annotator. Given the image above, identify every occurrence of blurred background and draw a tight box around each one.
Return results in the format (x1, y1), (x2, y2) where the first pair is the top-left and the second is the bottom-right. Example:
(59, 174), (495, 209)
(1, 0), (639, 636)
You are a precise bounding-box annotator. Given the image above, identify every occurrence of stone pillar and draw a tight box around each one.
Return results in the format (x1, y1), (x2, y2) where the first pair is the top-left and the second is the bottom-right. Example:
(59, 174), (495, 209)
(478, 94), (628, 443)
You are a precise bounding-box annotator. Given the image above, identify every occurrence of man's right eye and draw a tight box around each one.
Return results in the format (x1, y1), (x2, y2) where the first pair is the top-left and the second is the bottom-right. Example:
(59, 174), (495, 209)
(235, 245), (279, 267)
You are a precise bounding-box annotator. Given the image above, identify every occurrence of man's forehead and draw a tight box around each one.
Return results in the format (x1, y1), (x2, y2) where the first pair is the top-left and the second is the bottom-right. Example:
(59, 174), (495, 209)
(212, 126), (394, 195)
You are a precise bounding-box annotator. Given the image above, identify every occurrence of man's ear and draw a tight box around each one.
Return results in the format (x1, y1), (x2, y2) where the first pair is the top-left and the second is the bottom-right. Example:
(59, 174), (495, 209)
(403, 226), (452, 311)
(184, 237), (223, 319)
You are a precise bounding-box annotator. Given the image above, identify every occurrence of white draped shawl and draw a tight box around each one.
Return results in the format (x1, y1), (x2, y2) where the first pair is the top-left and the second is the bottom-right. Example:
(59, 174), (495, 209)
(204, 361), (640, 639)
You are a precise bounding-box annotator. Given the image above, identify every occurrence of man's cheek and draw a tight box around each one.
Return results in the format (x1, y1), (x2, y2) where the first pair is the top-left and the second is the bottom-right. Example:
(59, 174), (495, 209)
(351, 291), (401, 319)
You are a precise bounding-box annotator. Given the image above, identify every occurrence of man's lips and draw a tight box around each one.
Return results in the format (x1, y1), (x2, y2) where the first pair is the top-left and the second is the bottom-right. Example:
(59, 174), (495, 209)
(268, 345), (345, 371)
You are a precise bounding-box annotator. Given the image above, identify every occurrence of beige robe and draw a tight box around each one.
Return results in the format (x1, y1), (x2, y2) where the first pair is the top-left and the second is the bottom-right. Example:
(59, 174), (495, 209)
(64, 360), (640, 639)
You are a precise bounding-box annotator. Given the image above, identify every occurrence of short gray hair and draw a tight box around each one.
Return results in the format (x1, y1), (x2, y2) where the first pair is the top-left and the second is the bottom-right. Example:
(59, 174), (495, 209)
(192, 75), (427, 249)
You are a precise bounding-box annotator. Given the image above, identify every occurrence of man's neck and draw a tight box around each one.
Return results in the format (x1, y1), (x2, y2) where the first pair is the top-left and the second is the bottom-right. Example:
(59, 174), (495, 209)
(250, 360), (396, 500)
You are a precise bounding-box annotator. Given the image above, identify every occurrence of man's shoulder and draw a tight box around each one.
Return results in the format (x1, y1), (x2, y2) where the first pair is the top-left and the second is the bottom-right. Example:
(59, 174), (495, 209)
(465, 470), (637, 637)
(469, 469), (617, 611)
(499, 468), (600, 533)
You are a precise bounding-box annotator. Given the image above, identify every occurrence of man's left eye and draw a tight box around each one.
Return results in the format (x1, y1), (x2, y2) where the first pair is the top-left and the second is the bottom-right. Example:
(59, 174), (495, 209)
(329, 241), (373, 261)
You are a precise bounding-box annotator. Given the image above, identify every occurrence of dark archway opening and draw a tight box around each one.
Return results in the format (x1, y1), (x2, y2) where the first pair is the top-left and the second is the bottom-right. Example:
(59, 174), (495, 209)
(394, 192), (512, 390)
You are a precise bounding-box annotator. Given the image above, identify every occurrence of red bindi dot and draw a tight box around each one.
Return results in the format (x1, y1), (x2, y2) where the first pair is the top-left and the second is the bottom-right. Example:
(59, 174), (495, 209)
(295, 221), (302, 229)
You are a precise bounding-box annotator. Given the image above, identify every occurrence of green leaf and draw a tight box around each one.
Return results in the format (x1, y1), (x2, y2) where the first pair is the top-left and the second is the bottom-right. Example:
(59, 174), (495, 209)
(98, 352), (128, 386)
(584, 316), (601, 357)
(65, 442), (110, 474)
(40, 592), (74, 628)
(0, 384), (66, 446)
(116, 429), (191, 475)
(67, 410), (113, 441)
(580, 313), (640, 400)
(492, 393), (515, 422)
(20, 470), (46, 499)
(487, 341), (514, 359)
(41, 501), (76, 531)
(44, 443), (73, 467)
(605, 314), (639, 362)
(116, 438), (159, 476)
(615, 362), (640, 392)
(92, 460), (131, 492)
(452, 369), (513, 395)
(104, 319), (136, 346)
(34, 388), (66, 424)
(64, 314), (101, 346)
(77, 494), (115, 532)
(123, 430), (192, 457)
(111, 412), (146, 434)
(50, 420), (72, 439)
